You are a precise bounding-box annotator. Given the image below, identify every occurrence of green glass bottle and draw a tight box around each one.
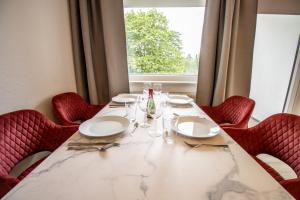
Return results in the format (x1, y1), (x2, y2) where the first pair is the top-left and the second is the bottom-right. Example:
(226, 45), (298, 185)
(147, 88), (156, 118)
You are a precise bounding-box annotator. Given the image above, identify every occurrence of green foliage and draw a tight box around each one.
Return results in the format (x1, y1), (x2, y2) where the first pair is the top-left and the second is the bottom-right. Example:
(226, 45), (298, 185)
(125, 9), (185, 74)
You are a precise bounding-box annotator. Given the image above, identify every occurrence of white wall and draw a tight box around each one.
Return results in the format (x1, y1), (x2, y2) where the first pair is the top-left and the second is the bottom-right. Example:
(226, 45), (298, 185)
(250, 14), (300, 121)
(258, 0), (300, 15)
(0, 0), (77, 120)
(288, 46), (300, 115)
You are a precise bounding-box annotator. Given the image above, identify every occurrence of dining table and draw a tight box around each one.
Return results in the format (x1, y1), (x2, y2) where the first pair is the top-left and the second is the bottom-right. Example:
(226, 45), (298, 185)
(2, 94), (294, 200)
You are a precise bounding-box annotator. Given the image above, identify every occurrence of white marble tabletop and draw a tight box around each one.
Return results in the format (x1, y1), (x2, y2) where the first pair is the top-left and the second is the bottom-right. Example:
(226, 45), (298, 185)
(2, 96), (294, 200)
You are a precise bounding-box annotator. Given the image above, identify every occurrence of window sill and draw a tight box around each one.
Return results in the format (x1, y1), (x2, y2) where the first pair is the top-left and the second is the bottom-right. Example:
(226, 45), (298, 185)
(129, 74), (198, 98)
(129, 74), (197, 83)
(130, 80), (196, 84)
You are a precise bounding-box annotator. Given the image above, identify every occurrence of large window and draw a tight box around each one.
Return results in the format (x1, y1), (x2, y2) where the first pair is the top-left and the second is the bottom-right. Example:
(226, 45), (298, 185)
(250, 14), (300, 121)
(124, 4), (205, 75)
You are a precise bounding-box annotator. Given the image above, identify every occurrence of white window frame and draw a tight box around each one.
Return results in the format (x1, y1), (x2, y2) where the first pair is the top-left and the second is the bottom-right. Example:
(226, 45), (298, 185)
(124, 0), (206, 8)
(129, 74), (197, 98)
(124, 0), (205, 96)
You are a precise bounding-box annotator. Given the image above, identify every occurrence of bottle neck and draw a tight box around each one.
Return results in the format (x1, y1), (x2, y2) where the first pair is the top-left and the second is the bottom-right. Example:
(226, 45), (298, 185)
(148, 89), (153, 98)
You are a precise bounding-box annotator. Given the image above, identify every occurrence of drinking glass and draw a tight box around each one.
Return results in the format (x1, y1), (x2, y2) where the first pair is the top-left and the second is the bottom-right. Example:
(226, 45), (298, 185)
(148, 102), (163, 137)
(143, 82), (152, 96)
(137, 95), (151, 128)
(153, 83), (162, 96)
(161, 93), (169, 111)
(125, 101), (137, 123)
(163, 116), (174, 144)
(161, 96), (174, 143)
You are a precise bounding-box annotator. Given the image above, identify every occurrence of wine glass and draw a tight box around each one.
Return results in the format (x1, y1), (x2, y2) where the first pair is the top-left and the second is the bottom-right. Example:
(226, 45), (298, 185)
(137, 95), (151, 128)
(153, 83), (162, 96)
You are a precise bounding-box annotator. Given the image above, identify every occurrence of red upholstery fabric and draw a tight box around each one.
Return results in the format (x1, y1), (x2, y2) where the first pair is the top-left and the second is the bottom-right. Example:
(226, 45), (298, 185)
(224, 113), (300, 199)
(200, 96), (255, 129)
(0, 175), (19, 198)
(52, 92), (106, 126)
(0, 110), (78, 198)
(281, 178), (300, 199)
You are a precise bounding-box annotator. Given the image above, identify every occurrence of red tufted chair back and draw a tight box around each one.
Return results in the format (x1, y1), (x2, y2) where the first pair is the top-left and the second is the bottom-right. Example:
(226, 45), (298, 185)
(248, 113), (300, 177)
(52, 92), (105, 126)
(0, 110), (56, 177)
(225, 113), (300, 199)
(201, 96), (255, 128)
(221, 96), (255, 125)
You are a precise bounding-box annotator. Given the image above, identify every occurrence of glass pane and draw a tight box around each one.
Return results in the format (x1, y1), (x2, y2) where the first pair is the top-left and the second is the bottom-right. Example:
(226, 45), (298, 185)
(124, 7), (205, 75)
(250, 14), (300, 121)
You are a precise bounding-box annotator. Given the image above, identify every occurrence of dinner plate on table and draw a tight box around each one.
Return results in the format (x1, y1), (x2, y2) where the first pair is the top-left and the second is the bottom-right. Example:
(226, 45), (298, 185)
(171, 116), (220, 138)
(167, 95), (193, 105)
(79, 116), (129, 137)
(112, 94), (137, 104)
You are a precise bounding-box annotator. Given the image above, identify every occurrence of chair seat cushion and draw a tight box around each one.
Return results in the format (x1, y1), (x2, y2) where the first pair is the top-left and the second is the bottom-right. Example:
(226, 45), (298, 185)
(9, 151), (51, 180)
(256, 154), (297, 181)
(17, 158), (45, 180)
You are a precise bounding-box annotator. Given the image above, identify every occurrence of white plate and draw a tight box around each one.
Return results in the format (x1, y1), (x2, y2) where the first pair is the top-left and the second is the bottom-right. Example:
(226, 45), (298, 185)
(112, 94), (137, 104)
(171, 116), (220, 138)
(79, 116), (129, 137)
(99, 109), (127, 117)
(167, 95), (193, 105)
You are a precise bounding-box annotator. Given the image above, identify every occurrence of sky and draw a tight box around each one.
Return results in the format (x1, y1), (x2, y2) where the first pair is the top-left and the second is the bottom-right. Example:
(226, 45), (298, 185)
(124, 7), (205, 57)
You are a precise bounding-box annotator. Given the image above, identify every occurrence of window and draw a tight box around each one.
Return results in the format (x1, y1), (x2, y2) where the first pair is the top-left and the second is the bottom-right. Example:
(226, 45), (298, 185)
(250, 14), (300, 121)
(123, 1), (205, 76)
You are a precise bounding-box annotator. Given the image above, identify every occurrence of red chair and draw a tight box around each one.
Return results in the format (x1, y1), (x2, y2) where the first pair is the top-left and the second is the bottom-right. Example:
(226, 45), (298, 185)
(52, 92), (106, 126)
(200, 96), (255, 128)
(0, 110), (78, 198)
(224, 113), (300, 199)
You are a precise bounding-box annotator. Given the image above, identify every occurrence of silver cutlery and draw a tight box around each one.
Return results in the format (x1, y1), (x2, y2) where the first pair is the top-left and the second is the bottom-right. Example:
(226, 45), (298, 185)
(68, 142), (112, 146)
(130, 122), (139, 135)
(184, 141), (228, 148)
(173, 112), (180, 117)
(171, 104), (193, 108)
(109, 105), (125, 108)
(173, 113), (206, 119)
(67, 143), (120, 151)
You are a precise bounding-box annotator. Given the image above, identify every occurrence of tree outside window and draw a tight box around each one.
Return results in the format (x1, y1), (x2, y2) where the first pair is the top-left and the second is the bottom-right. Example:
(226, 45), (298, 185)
(125, 9), (200, 74)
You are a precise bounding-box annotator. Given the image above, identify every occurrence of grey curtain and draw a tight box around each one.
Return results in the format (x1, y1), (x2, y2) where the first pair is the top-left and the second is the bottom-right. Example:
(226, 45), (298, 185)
(69, 0), (129, 104)
(196, 0), (258, 106)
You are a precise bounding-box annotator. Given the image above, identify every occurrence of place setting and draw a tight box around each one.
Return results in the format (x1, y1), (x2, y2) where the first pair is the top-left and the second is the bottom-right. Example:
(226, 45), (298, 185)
(109, 93), (138, 108)
(169, 113), (229, 149)
(66, 94), (140, 152)
(68, 89), (228, 153)
(66, 115), (128, 152)
(166, 94), (194, 108)
(67, 113), (137, 151)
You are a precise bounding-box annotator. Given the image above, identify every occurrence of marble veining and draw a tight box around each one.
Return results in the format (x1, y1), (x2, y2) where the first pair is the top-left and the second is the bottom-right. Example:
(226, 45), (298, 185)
(2, 102), (294, 200)
(29, 151), (88, 178)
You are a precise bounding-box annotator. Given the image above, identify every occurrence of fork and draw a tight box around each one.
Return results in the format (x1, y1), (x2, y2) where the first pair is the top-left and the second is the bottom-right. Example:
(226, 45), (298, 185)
(129, 122), (139, 136)
(68, 141), (112, 146)
(67, 143), (120, 151)
(184, 141), (228, 148)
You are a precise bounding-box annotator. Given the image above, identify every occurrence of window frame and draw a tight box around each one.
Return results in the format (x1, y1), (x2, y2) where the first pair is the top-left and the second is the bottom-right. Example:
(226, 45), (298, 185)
(129, 74), (197, 97)
(124, 1), (206, 95)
